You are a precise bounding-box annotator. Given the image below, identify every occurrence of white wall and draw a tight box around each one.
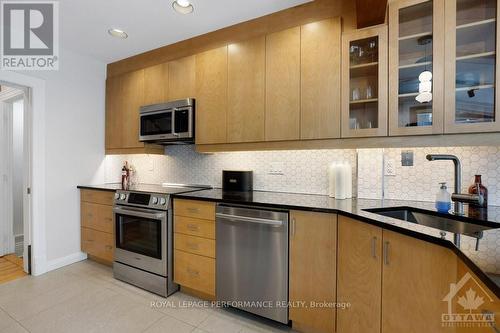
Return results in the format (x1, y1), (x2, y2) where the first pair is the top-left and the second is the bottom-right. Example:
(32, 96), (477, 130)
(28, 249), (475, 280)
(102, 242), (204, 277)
(12, 99), (23, 237)
(16, 47), (106, 266)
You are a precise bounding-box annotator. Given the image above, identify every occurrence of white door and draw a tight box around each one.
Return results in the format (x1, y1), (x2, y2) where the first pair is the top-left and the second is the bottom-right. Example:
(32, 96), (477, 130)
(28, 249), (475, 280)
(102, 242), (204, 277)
(0, 101), (14, 256)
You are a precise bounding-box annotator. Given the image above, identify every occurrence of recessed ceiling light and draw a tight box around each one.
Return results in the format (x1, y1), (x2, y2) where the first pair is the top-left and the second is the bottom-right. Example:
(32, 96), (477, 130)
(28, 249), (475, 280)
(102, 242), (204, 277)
(108, 28), (128, 39)
(172, 0), (194, 14)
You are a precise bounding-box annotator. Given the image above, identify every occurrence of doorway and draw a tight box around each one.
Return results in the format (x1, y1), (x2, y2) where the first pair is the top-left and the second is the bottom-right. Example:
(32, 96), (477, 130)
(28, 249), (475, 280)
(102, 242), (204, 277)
(0, 83), (31, 283)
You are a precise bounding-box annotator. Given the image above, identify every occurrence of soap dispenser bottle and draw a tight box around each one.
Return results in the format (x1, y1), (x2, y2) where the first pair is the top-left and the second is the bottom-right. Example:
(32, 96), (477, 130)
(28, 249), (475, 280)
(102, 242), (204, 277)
(435, 182), (451, 213)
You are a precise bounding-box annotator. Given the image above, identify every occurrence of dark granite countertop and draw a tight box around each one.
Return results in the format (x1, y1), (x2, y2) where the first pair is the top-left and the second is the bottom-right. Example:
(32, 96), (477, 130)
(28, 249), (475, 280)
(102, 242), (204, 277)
(173, 188), (500, 298)
(77, 184), (500, 297)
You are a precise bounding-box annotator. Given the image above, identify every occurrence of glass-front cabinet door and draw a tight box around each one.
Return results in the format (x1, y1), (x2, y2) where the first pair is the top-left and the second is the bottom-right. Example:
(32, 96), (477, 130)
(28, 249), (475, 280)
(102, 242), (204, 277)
(389, 0), (445, 135)
(341, 26), (388, 137)
(444, 0), (500, 133)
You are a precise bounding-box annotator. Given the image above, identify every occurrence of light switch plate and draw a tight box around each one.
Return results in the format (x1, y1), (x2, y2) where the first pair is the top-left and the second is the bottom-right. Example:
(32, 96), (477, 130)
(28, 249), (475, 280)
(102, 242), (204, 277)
(401, 150), (414, 167)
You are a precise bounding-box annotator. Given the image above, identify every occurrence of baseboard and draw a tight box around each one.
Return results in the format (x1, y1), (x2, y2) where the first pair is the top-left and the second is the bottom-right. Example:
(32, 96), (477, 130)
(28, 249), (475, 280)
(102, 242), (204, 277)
(46, 252), (88, 272)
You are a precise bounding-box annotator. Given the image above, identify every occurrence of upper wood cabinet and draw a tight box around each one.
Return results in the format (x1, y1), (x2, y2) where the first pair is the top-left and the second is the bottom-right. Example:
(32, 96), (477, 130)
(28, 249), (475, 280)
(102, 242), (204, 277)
(195, 46), (228, 144)
(444, 0), (500, 133)
(337, 216), (382, 333)
(169, 55), (196, 100)
(143, 63), (169, 105)
(265, 27), (301, 141)
(289, 211), (336, 333)
(106, 69), (149, 152)
(381, 230), (456, 333)
(342, 25), (388, 137)
(301, 18), (341, 140)
(389, 0), (445, 136)
(227, 36), (266, 143)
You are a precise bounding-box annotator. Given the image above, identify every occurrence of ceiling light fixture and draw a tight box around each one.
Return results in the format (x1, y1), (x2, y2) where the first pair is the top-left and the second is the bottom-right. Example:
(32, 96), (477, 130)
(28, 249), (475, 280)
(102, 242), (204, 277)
(172, 0), (194, 14)
(108, 28), (128, 39)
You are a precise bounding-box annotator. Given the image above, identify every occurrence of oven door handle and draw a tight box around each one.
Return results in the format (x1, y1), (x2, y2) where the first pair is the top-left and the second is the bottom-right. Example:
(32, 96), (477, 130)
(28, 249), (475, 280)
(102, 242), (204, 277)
(113, 206), (166, 220)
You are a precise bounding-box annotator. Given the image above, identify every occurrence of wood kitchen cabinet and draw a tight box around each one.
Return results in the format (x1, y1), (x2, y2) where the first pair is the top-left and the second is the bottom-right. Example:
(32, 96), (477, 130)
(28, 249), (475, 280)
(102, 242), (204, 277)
(381, 230), (457, 333)
(337, 216), (457, 333)
(168, 55), (196, 100)
(80, 189), (115, 265)
(300, 18), (341, 140)
(227, 36), (266, 143)
(444, 0), (500, 133)
(337, 216), (382, 333)
(265, 27), (301, 141)
(173, 199), (216, 299)
(143, 63), (169, 105)
(105, 69), (164, 155)
(342, 25), (388, 138)
(289, 211), (336, 333)
(195, 46), (228, 144)
(388, 0), (445, 136)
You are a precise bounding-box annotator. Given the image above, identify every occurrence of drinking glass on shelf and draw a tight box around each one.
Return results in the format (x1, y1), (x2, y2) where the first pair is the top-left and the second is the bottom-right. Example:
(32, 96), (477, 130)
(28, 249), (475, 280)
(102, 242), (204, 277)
(350, 45), (359, 65)
(366, 85), (373, 99)
(368, 40), (377, 62)
(352, 87), (361, 101)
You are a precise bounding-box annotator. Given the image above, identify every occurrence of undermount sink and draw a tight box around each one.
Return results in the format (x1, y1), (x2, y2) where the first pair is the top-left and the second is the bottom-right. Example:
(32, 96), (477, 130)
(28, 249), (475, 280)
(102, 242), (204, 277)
(364, 207), (495, 239)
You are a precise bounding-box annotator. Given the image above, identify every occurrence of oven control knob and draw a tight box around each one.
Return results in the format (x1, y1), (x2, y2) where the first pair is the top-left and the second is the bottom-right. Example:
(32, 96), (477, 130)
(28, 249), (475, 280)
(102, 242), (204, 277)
(114, 193), (120, 200)
(159, 198), (166, 205)
(119, 193), (126, 200)
(152, 197), (158, 205)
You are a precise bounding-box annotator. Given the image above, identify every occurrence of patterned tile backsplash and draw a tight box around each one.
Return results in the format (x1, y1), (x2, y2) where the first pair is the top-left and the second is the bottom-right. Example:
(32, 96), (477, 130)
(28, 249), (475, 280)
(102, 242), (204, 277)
(104, 145), (357, 195)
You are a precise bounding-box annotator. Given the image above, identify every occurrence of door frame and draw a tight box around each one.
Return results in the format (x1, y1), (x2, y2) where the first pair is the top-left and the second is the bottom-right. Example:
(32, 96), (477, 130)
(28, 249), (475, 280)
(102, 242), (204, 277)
(0, 100), (14, 256)
(0, 72), (47, 276)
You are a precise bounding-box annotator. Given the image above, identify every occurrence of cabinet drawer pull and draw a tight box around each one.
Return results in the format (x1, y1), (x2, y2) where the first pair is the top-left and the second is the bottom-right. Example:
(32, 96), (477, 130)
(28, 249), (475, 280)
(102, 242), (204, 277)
(291, 218), (296, 237)
(187, 268), (199, 277)
(371, 236), (377, 259)
(187, 207), (200, 213)
(187, 224), (199, 231)
(187, 243), (199, 250)
(383, 241), (390, 265)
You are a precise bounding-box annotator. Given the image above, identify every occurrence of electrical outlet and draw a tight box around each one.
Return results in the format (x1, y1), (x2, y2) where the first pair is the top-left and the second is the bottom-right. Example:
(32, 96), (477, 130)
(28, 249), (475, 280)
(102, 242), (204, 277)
(269, 162), (284, 175)
(385, 159), (396, 176)
(148, 160), (154, 172)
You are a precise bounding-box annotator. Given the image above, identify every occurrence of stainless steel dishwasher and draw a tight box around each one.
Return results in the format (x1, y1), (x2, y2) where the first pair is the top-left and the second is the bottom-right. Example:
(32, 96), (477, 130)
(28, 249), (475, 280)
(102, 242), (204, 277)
(216, 204), (289, 324)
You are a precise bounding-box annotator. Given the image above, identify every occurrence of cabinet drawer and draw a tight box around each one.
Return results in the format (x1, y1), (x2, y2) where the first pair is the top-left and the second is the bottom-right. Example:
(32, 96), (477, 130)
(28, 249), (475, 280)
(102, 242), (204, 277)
(174, 250), (215, 296)
(175, 233), (215, 258)
(174, 199), (215, 220)
(81, 189), (115, 206)
(174, 215), (215, 239)
(81, 228), (114, 262)
(81, 202), (113, 233)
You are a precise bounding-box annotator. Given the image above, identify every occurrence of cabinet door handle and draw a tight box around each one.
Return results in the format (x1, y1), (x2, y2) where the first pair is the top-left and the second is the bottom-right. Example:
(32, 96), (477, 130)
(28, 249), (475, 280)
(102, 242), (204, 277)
(291, 218), (296, 237)
(371, 236), (377, 259)
(383, 241), (390, 265)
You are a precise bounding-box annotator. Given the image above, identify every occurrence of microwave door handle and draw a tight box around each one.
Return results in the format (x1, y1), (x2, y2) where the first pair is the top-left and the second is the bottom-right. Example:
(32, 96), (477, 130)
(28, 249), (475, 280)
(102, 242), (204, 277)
(172, 109), (179, 136)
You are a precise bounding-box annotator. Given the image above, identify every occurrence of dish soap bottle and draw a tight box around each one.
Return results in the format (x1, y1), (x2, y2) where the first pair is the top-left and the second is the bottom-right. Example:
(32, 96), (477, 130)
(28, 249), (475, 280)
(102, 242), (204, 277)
(435, 182), (451, 213)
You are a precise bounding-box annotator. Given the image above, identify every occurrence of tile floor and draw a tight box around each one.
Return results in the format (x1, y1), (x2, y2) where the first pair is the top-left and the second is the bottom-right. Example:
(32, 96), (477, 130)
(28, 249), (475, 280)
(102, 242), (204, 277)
(0, 260), (295, 333)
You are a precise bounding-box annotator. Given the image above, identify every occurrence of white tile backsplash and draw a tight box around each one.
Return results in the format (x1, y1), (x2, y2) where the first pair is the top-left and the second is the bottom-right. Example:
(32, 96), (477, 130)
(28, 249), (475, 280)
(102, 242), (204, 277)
(104, 145), (357, 195)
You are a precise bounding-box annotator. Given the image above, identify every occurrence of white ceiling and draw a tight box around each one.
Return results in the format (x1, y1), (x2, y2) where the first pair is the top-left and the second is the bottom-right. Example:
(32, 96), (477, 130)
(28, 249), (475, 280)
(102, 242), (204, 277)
(60, 0), (311, 64)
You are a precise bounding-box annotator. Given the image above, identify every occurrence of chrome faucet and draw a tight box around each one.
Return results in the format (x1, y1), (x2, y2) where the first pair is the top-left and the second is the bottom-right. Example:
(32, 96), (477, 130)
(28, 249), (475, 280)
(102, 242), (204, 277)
(426, 154), (484, 248)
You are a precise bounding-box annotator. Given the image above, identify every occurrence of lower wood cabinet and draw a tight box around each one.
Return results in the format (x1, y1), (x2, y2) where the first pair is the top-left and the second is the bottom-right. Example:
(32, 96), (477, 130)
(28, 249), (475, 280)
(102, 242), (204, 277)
(173, 199), (216, 299)
(289, 210), (337, 333)
(337, 216), (382, 333)
(80, 189), (115, 265)
(337, 216), (457, 333)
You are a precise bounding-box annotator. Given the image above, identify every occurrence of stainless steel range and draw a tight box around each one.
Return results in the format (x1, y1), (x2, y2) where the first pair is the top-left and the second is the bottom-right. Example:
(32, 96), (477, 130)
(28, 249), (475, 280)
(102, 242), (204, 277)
(112, 184), (207, 297)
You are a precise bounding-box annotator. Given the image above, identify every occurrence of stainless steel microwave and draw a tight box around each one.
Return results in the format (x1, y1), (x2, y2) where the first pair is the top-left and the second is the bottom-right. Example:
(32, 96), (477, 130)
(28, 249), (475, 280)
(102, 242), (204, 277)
(139, 98), (195, 144)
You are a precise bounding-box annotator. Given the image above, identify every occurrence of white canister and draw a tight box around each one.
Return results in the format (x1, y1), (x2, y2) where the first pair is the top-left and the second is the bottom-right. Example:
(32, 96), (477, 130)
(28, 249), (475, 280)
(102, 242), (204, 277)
(328, 163), (337, 198)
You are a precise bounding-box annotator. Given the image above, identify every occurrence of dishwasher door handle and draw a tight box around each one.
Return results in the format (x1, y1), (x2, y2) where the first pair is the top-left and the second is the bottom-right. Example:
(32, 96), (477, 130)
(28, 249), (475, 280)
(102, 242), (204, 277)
(216, 213), (284, 226)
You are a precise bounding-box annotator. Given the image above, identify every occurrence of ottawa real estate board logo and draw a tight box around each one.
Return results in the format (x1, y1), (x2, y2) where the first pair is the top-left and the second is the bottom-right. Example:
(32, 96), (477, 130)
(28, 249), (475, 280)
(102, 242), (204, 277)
(1, 1), (59, 70)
